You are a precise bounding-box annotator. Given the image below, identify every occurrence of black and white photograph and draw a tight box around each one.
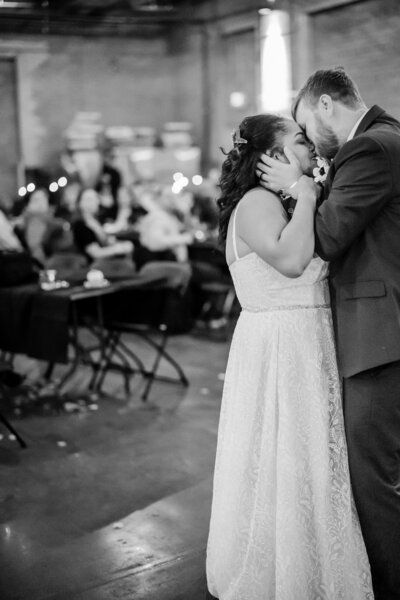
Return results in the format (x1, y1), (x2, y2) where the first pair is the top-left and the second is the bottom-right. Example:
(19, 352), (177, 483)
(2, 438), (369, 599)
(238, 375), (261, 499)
(0, 1), (399, 599)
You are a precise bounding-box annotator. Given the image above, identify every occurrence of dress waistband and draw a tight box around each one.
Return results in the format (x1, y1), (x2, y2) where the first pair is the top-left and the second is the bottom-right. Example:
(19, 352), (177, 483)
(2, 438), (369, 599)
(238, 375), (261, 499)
(239, 280), (330, 312)
(242, 303), (330, 313)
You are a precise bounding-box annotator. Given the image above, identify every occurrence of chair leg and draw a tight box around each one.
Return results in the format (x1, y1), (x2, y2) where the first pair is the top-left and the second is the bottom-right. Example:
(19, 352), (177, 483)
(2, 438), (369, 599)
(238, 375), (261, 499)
(115, 338), (147, 373)
(141, 329), (169, 402)
(156, 345), (189, 386)
(0, 412), (27, 448)
(44, 362), (55, 380)
(136, 330), (189, 387)
(95, 331), (131, 395)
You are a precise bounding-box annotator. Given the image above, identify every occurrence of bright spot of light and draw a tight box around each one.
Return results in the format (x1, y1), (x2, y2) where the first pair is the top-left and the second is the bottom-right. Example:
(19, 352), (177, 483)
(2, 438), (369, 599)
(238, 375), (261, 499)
(260, 10), (291, 113)
(49, 182), (59, 193)
(26, 183), (35, 193)
(180, 177), (189, 187)
(18, 186), (27, 197)
(58, 176), (68, 187)
(192, 175), (203, 186)
(172, 182), (183, 194)
(173, 172), (183, 182)
(230, 92), (247, 109)
(194, 230), (206, 241)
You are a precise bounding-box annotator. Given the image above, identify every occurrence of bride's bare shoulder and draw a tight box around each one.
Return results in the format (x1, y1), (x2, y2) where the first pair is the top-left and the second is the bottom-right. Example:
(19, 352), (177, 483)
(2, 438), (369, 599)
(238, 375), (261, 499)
(240, 186), (286, 216)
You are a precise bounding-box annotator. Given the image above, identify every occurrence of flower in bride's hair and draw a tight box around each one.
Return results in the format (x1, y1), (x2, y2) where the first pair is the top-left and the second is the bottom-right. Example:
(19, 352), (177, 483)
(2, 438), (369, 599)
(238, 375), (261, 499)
(313, 157), (329, 184)
(232, 127), (248, 147)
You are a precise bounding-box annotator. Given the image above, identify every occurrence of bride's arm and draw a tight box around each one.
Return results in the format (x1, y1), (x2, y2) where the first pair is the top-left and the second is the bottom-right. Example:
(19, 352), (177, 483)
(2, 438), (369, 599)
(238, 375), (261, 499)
(237, 178), (317, 278)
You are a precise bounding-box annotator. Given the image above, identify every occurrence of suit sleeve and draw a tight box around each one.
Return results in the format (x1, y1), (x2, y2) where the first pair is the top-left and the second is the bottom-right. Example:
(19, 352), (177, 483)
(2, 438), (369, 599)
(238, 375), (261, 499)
(314, 136), (392, 260)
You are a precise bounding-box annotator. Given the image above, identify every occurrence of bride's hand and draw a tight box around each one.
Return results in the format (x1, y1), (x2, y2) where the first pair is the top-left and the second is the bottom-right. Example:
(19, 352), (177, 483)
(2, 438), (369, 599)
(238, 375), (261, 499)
(292, 175), (318, 205)
(256, 146), (303, 196)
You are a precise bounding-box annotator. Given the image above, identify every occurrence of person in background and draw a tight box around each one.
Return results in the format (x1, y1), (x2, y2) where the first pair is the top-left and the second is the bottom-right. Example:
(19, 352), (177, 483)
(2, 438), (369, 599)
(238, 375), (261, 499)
(102, 186), (133, 235)
(95, 146), (125, 224)
(16, 188), (52, 264)
(59, 148), (81, 186)
(190, 165), (220, 233)
(0, 208), (24, 252)
(133, 183), (194, 269)
(55, 181), (82, 221)
(72, 188), (133, 263)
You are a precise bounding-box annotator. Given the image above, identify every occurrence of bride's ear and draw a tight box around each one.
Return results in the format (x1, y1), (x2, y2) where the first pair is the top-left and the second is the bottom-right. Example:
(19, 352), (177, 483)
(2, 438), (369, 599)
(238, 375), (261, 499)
(273, 152), (286, 163)
(269, 147), (286, 163)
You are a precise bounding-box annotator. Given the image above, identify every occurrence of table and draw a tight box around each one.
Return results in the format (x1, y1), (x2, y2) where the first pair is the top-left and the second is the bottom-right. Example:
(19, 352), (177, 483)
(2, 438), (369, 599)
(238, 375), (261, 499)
(0, 272), (168, 392)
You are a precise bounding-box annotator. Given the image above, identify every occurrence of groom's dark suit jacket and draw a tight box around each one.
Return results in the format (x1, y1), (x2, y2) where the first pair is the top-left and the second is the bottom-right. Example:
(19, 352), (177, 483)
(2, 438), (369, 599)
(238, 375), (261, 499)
(315, 105), (400, 378)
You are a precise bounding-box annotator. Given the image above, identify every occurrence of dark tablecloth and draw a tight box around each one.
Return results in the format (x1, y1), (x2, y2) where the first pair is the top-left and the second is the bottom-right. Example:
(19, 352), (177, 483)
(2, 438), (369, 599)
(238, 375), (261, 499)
(0, 284), (70, 363)
(0, 270), (177, 364)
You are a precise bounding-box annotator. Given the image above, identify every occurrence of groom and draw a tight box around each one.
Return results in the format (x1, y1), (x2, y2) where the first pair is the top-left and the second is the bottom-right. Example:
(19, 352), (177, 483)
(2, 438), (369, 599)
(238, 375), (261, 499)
(257, 67), (400, 600)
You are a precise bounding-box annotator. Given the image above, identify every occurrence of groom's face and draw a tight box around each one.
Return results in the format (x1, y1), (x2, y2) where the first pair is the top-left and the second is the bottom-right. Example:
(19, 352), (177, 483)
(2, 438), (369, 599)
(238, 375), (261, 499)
(295, 99), (340, 161)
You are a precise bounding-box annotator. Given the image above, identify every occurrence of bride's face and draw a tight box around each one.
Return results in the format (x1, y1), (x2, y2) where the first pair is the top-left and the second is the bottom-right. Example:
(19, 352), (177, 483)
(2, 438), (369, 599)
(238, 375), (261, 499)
(280, 121), (317, 176)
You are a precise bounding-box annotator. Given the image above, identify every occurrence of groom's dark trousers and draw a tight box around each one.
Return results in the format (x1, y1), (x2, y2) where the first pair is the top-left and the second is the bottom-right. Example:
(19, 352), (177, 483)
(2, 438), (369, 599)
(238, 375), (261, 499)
(315, 105), (400, 600)
(343, 362), (400, 600)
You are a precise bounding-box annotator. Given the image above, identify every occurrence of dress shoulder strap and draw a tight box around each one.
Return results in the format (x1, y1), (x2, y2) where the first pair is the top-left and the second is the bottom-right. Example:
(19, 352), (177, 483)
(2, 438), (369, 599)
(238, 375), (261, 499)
(232, 202), (240, 262)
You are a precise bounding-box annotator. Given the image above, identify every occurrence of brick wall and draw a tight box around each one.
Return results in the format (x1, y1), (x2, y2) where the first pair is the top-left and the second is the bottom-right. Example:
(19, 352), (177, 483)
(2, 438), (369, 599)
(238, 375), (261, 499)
(311, 0), (400, 118)
(4, 0), (400, 177)
(1, 31), (204, 172)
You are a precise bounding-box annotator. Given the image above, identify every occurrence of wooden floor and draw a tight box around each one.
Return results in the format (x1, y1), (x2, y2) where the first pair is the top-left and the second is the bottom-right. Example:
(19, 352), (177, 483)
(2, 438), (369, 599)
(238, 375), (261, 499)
(0, 330), (230, 599)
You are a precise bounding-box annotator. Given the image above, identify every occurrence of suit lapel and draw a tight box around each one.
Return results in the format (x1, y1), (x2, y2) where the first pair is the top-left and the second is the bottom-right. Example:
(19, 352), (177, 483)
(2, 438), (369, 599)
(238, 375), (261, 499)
(319, 105), (388, 204)
(354, 105), (385, 137)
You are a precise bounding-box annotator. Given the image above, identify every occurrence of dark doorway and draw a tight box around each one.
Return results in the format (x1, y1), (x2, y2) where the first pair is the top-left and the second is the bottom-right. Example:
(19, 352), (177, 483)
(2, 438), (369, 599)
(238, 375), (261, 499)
(0, 57), (20, 201)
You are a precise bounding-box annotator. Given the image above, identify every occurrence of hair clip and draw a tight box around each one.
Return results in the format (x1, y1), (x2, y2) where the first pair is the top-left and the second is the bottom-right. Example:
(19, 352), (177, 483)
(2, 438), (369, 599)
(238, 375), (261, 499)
(232, 127), (248, 146)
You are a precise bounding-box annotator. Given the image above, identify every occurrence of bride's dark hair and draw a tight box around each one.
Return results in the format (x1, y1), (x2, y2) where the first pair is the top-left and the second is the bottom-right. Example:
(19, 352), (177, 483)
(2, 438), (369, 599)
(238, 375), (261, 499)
(217, 114), (288, 246)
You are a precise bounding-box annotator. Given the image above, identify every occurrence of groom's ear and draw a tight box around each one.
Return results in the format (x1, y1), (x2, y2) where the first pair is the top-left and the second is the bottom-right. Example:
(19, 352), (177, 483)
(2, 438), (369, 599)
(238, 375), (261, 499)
(319, 94), (334, 117)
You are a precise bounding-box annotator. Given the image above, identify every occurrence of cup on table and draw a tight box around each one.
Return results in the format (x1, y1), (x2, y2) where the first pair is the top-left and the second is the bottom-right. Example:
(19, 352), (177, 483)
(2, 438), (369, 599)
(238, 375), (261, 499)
(86, 269), (105, 285)
(40, 269), (57, 287)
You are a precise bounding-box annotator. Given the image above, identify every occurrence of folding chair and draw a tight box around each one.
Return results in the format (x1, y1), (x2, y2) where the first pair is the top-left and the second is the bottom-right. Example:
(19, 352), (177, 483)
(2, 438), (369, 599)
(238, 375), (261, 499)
(96, 284), (190, 401)
(0, 368), (27, 448)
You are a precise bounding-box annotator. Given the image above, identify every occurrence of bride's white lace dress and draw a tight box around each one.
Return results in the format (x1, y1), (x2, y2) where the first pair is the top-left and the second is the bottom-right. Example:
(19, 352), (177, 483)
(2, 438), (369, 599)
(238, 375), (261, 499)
(206, 221), (374, 599)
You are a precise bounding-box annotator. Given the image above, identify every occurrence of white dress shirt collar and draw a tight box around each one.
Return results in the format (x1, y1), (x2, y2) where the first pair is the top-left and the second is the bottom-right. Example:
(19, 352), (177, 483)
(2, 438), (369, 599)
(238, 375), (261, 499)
(347, 108), (370, 141)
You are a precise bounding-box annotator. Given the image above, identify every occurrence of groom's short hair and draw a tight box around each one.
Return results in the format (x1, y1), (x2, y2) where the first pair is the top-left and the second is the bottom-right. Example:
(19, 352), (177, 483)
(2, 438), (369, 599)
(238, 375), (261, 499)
(292, 67), (364, 119)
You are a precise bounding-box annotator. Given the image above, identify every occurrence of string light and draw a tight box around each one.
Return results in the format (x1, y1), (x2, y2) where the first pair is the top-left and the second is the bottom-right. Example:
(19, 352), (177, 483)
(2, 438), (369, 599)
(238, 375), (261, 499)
(26, 183), (36, 192)
(192, 175), (203, 186)
(171, 181), (183, 194)
(58, 176), (68, 187)
(49, 182), (59, 192)
(18, 186), (27, 197)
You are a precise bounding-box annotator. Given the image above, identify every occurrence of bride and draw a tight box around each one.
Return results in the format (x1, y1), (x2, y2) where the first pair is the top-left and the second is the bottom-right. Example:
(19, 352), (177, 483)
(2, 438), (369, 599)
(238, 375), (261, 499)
(205, 114), (373, 600)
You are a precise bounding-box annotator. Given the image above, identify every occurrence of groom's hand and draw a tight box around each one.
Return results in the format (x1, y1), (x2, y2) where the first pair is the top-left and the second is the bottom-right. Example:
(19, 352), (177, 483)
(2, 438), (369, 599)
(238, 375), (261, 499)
(256, 146), (303, 196)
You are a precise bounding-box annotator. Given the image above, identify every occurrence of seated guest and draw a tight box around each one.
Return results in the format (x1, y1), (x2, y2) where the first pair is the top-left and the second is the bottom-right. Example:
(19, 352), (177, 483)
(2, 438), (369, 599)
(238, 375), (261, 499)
(0, 209), (24, 252)
(54, 181), (82, 221)
(191, 193), (219, 233)
(0, 194), (17, 219)
(134, 184), (194, 269)
(95, 146), (125, 224)
(137, 208), (194, 266)
(102, 186), (133, 235)
(17, 188), (52, 264)
(0, 209), (40, 288)
(72, 188), (134, 263)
